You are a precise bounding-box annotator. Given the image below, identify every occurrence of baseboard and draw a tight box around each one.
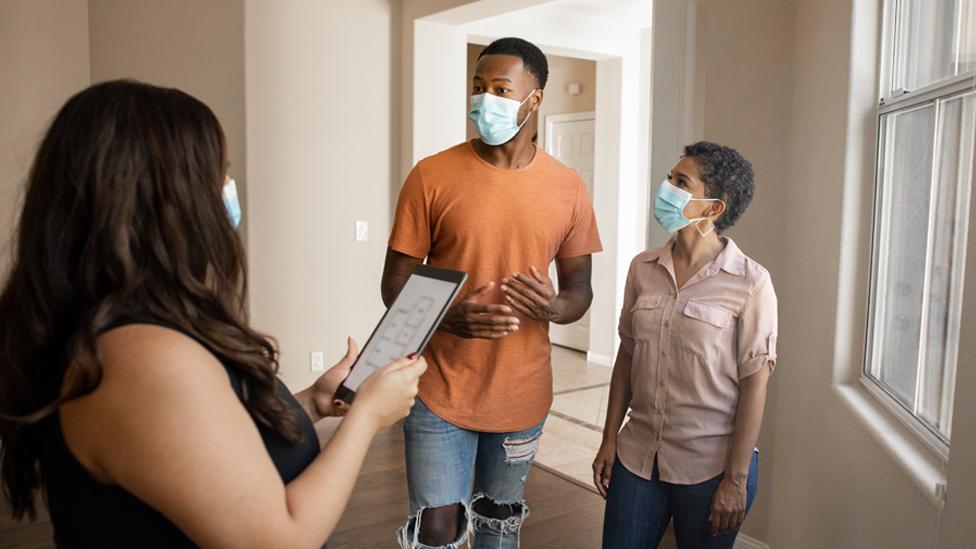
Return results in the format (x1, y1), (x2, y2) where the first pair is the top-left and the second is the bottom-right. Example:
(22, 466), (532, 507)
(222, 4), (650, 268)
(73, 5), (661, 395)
(734, 533), (770, 549)
(533, 461), (600, 495)
(587, 351), (612, 367)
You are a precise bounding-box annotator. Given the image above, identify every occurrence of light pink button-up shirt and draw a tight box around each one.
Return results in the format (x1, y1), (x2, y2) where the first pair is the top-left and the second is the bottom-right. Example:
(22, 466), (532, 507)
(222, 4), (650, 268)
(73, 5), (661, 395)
(615, 237), (778, 484)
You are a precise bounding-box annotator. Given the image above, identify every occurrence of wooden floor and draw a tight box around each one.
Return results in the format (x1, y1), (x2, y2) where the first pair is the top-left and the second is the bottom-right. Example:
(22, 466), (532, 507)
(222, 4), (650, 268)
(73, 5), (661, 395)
(0, 419), (607, 548)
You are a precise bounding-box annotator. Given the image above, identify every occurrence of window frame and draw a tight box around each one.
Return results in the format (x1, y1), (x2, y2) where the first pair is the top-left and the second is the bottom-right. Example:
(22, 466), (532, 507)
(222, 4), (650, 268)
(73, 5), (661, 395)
(863, 0), (976, 462)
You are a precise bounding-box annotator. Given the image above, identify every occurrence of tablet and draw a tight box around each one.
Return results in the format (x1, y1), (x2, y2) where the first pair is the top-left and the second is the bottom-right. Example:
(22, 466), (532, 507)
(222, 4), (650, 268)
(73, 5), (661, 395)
(334, 265), (467, 403)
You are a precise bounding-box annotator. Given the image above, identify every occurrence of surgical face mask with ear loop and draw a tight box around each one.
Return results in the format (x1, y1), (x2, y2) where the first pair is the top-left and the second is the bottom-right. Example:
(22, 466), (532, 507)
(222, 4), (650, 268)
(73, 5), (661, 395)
(653, 180), (722, 237)
(468, 90), (537, 146)
(223, 178), (241, 229)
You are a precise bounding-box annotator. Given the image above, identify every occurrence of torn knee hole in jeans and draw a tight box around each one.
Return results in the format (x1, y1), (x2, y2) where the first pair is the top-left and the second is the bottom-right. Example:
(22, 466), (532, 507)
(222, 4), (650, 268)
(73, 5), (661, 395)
(502, 433), (541, 464)
(470, 493), (529, 535)
(396, 503), (472, 549)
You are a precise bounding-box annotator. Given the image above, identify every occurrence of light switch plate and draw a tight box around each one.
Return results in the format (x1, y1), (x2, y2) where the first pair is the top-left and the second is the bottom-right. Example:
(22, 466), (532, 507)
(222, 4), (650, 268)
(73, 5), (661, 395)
(356, 220), (368, 242)
(310, 351), (325, 372)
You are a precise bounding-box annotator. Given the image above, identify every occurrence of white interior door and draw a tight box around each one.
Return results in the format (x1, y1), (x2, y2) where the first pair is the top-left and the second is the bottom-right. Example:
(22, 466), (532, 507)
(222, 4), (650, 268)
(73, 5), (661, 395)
(545, 112), (595, 352)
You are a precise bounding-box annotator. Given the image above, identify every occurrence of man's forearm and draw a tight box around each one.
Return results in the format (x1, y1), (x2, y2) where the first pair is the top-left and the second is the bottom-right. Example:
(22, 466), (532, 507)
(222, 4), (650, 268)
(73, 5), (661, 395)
(552, 285), (593, 324)
(381, 272), (410, 307)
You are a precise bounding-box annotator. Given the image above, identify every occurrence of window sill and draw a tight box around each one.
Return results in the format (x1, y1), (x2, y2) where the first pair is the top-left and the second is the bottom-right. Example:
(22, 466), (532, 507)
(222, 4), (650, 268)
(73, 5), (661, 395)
(834, 383), (947, 508)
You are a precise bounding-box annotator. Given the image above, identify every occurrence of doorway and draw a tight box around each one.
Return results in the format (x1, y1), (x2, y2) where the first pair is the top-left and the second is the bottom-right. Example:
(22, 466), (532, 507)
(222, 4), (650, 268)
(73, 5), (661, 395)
(545, 111), (596, 352)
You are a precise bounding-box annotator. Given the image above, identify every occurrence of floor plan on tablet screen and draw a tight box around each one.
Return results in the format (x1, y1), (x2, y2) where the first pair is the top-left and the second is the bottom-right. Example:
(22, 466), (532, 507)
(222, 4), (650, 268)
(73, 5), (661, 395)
(342, 273), (460, 390)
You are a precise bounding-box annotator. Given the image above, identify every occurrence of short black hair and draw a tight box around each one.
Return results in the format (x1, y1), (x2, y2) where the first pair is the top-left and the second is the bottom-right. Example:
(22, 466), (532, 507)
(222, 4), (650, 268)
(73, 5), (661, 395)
(683, 141), (754, 232)
(478, 37), (549, 89)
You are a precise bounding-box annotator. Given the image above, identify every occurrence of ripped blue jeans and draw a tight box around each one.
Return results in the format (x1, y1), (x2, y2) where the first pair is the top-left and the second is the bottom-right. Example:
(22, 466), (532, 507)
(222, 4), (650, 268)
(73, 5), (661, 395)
(398, 398), (545, 549)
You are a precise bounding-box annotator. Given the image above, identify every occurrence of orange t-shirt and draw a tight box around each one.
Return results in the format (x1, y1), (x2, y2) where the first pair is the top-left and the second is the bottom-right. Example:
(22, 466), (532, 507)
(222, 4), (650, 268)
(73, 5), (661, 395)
(388, 141), (603, 432)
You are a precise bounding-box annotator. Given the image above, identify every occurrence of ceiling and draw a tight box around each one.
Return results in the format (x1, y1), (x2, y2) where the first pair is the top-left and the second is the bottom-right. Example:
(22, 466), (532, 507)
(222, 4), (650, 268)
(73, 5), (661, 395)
(547, 0), (652, 28)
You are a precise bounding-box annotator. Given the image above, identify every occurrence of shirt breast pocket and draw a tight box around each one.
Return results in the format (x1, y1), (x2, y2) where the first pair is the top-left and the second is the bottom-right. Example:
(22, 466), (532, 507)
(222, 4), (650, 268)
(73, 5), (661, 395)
(630, 293), (665, 341)
(678, 299), (736, 359)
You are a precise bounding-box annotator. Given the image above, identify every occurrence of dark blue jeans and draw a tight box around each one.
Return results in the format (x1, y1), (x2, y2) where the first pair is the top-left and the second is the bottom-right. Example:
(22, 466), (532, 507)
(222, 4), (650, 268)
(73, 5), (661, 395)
(603, 452), (758, 549)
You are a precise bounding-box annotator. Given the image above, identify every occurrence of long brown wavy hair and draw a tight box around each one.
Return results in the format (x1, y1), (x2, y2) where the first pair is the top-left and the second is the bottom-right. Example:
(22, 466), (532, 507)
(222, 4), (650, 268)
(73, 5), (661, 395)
(0, 80), (301, 520)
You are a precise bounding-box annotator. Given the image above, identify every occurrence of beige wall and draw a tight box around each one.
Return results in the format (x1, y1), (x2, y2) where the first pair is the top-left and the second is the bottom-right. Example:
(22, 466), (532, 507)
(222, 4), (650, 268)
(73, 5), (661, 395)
(244, 0), (399, 389)
(88, 0), (247, 222)
(690, 0), (795, 539)
(0, 0), (91, 278)
(464, 43), (597, 144)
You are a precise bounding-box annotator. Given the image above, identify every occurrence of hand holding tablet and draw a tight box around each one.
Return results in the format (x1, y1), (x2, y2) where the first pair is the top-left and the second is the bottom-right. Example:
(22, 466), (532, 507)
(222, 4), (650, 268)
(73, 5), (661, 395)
(334, 265), (467, 404)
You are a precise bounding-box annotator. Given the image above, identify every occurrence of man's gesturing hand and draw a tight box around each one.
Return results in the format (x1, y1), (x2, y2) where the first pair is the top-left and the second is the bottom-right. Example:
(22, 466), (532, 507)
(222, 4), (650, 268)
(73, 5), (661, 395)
(441, 281), (520, 339)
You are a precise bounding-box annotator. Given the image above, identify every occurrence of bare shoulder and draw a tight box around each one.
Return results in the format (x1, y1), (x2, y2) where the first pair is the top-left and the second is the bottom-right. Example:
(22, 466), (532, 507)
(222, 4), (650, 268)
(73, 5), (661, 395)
(60, 323), (235, 482)
(94, 323), (229, 384)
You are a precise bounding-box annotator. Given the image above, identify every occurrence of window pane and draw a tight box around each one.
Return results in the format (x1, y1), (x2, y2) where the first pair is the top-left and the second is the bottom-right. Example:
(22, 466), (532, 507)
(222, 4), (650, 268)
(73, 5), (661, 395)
(960, 0), (976, 73)
(889, 0), (976, 94)
(919, 91), (975, 437)
(870, 105), (937, 408)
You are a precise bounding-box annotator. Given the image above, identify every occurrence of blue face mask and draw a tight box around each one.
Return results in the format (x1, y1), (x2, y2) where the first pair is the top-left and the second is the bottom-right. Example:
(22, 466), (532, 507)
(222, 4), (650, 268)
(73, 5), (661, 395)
(223, 178), (241, 229)
(468, 90), (537, 146)
(653, 180), (721, 236)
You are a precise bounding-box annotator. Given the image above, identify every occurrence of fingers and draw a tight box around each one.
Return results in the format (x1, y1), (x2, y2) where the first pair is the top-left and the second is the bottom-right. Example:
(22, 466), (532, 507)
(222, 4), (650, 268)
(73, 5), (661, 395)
(503, 275), (548, 300)
(512, 271), (551, 295)
(383, 355), (422, 373)
(400, 357), (428, 379)
(719, 511), (734, 534)
(502, 282), (552, 308)
(592, 461), (607, 498)
(708, 501), (721, 536)
(465, 302), (517, 316)
(330, 337), (360, 372)
(505, 296), (537, 319)
(504, 287), (542, 313)
(466, 312), (519, 326)
(529, 265), (549, 284)
(332, 399), (350, 416)
(466, 329), (512, 339)
(467, 323), (516, 335)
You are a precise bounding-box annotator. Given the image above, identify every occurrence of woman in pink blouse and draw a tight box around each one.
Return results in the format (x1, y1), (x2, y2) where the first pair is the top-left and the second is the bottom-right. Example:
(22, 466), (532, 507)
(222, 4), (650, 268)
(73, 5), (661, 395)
(594, 142), (777, 549)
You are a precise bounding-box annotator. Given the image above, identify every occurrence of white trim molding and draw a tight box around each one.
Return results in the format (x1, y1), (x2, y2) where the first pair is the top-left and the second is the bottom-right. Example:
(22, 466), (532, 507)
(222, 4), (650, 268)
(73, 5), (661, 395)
(734, 533), (770, 549)
(587, 351), (613, 367)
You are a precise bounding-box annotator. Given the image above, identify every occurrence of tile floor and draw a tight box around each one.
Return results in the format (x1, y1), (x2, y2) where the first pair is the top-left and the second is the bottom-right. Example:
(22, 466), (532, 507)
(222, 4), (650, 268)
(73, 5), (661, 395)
(536, 345), (612, 490)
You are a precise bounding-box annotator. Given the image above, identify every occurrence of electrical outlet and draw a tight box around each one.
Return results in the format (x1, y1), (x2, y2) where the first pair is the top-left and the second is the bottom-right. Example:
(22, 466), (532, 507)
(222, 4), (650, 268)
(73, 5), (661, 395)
(310, 351), (325, 372)
(356, 220), (368, 242)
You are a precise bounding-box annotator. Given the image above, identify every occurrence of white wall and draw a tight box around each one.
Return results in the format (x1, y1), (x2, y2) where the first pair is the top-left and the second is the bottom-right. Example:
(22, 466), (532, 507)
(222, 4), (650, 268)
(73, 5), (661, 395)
(244, 0), (399, 389)
(0, 0), (90, 278)
(88, 0), (247, 232)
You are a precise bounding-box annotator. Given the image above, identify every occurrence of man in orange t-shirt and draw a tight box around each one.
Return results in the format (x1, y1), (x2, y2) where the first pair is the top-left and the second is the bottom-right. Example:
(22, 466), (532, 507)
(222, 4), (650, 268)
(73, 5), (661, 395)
(383, 37), (602, 549)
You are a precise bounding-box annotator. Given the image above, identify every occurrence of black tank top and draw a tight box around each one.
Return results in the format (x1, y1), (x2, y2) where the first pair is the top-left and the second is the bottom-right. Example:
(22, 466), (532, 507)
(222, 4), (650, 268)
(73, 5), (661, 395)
(39, 318), (320, 547)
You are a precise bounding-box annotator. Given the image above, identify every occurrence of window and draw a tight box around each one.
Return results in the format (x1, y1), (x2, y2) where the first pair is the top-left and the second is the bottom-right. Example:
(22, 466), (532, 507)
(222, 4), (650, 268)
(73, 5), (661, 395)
(865, 0), (976, 456)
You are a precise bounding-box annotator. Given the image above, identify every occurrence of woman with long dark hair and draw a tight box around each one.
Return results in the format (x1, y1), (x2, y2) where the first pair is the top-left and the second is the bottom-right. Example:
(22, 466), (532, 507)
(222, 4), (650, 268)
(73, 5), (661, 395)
(0, 80), (425, 547)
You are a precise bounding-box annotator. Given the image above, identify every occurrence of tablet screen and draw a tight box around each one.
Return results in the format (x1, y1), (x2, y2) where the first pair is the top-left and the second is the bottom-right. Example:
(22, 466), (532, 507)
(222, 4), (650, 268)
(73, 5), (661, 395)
(341, 268), (465, 391)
